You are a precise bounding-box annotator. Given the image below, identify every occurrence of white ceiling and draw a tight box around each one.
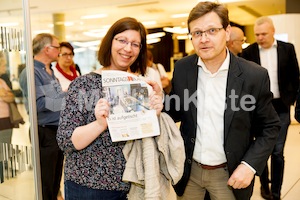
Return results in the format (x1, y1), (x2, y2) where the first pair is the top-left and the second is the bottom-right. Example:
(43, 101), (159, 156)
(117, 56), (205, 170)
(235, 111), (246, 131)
(0, 0), (285, 42)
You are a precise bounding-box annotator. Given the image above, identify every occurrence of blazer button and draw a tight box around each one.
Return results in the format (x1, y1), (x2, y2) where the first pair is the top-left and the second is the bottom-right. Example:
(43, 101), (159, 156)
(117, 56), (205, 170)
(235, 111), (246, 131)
(187, 159), (192, 164)
(191, 138), (195, 143)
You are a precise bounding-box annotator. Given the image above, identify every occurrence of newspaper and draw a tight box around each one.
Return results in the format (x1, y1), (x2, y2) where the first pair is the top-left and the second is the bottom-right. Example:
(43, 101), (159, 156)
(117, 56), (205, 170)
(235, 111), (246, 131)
(102, 70), (160, 142)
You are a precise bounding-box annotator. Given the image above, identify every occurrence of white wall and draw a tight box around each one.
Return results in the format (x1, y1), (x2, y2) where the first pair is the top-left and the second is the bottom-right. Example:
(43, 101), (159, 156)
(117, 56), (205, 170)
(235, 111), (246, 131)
(269, 14), (300, 64)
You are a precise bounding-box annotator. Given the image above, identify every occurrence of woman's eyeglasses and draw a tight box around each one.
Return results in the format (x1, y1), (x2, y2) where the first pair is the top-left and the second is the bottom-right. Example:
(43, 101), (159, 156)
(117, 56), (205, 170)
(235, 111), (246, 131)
(114, 38), (142, 50)
(59, 53), (74, 58)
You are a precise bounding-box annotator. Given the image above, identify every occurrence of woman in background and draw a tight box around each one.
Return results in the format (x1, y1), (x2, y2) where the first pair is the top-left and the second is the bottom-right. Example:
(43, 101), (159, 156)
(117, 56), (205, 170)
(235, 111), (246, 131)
(145, 49), (163, 89)
(57, 17), (163, 200)
(0, 51), (15, 183)
(53, 42), (80, 91)
(145, 50), (171, 93)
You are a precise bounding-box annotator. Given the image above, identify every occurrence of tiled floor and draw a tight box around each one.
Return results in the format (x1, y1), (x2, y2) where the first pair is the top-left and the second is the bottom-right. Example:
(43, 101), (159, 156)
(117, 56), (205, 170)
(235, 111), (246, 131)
(0, 104), (299, 200)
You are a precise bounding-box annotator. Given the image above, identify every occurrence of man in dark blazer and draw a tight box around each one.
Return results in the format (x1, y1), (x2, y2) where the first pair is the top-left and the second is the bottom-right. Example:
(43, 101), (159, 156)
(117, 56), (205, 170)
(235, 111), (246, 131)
(165, 2), (280, 200)
(241, 16), (299, 200)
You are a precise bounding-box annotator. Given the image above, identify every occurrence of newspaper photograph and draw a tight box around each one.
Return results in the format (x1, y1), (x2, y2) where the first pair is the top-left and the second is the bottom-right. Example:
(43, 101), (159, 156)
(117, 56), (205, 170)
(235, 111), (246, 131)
(102, 70), (160, 142)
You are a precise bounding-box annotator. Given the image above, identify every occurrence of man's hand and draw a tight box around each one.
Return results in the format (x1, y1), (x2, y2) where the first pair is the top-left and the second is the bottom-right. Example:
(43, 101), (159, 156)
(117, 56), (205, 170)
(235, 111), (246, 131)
(227, 163), (255, 189)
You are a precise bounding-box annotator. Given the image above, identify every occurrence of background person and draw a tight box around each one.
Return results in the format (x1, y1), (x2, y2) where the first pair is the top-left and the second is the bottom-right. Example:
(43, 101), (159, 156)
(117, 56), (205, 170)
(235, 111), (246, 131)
(74, 63), (82, 76)
(241, 16), (299, 200)
(53, 42), (80, 92)
(146, 50), (171, 94)
(56, 17), (163, 200)
(226, 26), (245, 56)
(165, 2), (280, 199)
(19, 33), (65, 200)
(0, 51), (15, 183)
(145, 49), (163, 90)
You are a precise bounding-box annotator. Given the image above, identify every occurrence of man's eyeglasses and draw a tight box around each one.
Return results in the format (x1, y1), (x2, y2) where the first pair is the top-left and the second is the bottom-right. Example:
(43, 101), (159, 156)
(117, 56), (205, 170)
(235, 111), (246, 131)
(188, 27), (224, 39)
(48, 45), (60, 50)
(114, 38), (142, 50)
(59, 53), (74, 58)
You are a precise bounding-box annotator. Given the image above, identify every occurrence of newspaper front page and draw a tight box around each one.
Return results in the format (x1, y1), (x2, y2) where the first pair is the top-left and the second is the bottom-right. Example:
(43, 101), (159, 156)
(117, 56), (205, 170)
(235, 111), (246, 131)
(102, 70), (160, 142)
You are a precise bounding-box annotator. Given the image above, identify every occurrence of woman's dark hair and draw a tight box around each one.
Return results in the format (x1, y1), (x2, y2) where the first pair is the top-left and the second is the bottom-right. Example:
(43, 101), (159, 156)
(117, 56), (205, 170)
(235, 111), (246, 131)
(59, 42), (75, 55)
(98, 17), (148, 75)
(188, 1), (229, 32)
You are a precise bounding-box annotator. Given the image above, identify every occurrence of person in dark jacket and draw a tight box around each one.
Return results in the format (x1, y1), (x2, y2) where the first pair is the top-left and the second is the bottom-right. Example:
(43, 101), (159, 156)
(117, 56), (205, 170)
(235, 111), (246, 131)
(165, 2), (281, 199)
(241, 16), (299, 200)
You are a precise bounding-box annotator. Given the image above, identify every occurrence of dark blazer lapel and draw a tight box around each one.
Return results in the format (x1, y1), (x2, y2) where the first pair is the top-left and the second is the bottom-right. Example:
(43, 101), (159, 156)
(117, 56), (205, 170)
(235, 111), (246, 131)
(253, 43), (261, 65)
(187, 55), (199, 127)
(276, 41), (284, 73)
(224, 55), (244, 140)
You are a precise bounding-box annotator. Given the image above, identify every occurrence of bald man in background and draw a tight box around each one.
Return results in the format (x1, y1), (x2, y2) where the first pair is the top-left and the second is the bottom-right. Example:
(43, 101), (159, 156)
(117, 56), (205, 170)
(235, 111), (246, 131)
(227, 26), (245, 56)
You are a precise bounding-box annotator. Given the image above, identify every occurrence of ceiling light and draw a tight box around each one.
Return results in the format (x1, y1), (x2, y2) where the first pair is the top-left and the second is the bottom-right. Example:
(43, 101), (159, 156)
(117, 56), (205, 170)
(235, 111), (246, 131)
(177, 35), (189, 40)
(147, 32), (166, 39)
(147, 38), (161, 44)
(81, 14), (107, 19)
(163, 27), (188, 34)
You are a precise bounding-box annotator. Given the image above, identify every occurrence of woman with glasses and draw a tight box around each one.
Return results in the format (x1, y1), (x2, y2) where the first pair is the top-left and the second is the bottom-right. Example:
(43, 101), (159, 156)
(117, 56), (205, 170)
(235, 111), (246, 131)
(56, 17), (163, 200)
(53, 42), (80, 91)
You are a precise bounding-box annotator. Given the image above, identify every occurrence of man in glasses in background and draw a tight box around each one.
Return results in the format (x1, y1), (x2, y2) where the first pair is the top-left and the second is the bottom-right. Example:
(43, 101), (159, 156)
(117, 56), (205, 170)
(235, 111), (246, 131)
(241, 16), (299, 200)
(53, 42), (81, 92)
(165, 1), (280, 199)
(227, 26), (246, 56)
(19, 33), (65, 200)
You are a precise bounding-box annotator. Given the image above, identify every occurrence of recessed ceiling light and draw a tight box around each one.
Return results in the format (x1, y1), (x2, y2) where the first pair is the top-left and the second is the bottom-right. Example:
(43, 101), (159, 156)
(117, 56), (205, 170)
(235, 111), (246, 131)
(147, 32), (166, 39)
(163, 27), (188, 34)
(147, 38), (161, 44)
(177, 35), (189, 40)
